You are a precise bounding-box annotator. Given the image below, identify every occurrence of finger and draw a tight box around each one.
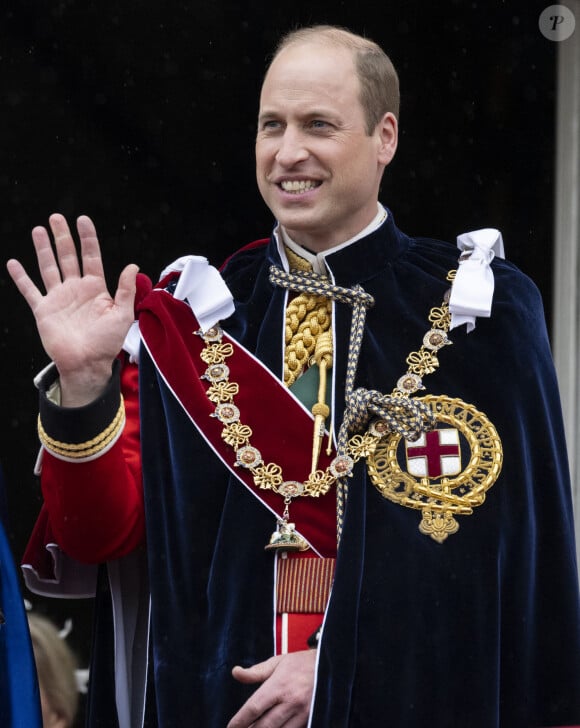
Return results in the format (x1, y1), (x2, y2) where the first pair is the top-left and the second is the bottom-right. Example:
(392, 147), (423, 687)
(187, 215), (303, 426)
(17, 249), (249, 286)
(5, 258), (44, 311)
(227, 661), (287, 728)
(277, 712), (307, 728)
(228, 697), (299, 728)
(226, 695), (272, 728)
(31, 224), (64, 291)
(48, 213), (82, 279)
(76, 215), (106, 279)
(114, 264), (139, 312)
(251, 704), (303, 728)
(232, 655), (282, 685)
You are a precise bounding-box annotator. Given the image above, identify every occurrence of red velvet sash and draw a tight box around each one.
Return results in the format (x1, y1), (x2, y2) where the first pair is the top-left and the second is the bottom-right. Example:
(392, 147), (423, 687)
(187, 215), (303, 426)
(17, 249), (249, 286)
(138, 287), (337, 558)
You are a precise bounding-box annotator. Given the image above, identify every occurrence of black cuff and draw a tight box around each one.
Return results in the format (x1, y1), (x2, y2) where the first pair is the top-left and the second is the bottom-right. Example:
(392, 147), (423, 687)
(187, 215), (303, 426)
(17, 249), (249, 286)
(38, 359), (122, 445)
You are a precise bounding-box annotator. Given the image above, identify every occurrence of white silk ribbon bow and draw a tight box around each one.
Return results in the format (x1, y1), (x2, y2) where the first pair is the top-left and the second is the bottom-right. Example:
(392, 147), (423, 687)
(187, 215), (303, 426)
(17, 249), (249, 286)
(449, 228), (505, 332)
(171, 255), (235, 330)
(123, 255), (235, 362)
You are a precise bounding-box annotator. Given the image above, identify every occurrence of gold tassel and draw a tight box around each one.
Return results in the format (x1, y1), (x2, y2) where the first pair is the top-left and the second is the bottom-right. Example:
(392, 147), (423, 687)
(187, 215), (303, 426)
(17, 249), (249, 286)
(310, 330), (333, 473)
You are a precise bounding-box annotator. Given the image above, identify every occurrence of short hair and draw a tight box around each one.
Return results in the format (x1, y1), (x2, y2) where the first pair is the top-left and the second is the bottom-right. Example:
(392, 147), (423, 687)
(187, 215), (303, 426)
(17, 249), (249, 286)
(28, 613), (79, 727)
(271, 25), (400, 134)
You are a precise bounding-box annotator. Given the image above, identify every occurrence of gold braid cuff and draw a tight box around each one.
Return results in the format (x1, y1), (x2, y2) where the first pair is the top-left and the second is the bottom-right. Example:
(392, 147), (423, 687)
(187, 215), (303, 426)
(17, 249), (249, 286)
(37, 396), (126, 461)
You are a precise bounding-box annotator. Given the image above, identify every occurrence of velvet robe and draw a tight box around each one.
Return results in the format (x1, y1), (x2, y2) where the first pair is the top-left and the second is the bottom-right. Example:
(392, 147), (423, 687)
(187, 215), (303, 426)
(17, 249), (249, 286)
(93, 210), (580, 726)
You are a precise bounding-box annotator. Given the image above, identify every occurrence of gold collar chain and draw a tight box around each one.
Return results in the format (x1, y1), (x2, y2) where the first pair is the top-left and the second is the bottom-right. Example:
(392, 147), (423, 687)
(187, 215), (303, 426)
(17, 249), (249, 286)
(195, 270), (456, 550)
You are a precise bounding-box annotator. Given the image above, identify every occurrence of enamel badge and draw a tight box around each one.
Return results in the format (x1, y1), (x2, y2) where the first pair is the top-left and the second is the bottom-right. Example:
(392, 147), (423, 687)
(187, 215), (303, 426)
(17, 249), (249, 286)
(367, 395), (503, 542)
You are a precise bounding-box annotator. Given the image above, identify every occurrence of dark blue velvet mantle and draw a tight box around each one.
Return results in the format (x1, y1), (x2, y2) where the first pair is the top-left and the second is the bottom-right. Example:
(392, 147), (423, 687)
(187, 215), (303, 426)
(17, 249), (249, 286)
(97, 210), (580, 727)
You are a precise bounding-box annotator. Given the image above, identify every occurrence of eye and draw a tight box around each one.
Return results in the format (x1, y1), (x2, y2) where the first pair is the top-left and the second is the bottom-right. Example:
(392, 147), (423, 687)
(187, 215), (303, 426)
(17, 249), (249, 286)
(259, 119), (282, 132)
(310, 119), (329, 129)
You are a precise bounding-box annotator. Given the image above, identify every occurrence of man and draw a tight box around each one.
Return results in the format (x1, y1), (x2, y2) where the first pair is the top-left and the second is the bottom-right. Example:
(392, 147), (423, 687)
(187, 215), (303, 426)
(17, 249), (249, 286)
(7, 25), (580, 728)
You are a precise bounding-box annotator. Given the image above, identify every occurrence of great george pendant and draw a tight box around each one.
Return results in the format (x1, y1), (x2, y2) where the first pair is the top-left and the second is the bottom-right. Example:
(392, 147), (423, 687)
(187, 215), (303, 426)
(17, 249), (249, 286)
(366, 395), (503, 542)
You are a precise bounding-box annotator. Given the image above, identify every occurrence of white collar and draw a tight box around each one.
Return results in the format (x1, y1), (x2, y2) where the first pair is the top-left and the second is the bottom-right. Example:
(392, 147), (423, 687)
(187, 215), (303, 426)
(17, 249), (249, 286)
(275, 203), (388, 275)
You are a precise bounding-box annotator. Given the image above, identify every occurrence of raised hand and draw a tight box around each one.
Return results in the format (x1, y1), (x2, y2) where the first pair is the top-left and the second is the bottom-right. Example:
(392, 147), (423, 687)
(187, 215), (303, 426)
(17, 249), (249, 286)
(227, 649), (317, 728)
(6, 213), (138, 406)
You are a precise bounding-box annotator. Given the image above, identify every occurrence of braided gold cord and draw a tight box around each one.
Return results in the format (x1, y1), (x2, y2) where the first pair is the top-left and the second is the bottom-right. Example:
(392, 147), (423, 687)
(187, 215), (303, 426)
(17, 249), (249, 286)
(284, 246), (313, 272)
(312, 330), (333, 369)
(271, 264), (377, 545)
(284, 294), (331, 387)
(38, 396), (125, 459)
(310, 330), (334, 472)
(283, 247), (333, 388)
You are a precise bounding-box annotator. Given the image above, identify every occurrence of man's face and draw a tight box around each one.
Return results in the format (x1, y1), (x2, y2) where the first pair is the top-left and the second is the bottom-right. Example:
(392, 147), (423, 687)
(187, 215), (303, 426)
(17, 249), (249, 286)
(256, 41), (397, 252)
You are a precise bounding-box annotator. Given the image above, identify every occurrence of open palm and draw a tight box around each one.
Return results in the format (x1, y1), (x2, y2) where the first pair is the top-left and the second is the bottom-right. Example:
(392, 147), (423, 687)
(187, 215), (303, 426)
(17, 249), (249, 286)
(7, 213), (138, 404)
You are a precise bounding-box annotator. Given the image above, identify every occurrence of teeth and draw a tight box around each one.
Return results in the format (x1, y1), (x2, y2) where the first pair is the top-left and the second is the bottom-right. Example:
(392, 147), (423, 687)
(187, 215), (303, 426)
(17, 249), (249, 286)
(280, 180), (319, 193)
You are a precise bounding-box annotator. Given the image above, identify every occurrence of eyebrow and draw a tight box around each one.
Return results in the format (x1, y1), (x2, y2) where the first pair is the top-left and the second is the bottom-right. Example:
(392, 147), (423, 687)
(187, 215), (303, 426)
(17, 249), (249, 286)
(258, 107), (339, 123)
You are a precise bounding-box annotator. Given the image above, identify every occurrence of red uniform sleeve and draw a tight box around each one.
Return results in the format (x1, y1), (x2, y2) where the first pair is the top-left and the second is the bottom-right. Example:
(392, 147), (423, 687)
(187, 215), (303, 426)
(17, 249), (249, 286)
(38, 358), (145, 564)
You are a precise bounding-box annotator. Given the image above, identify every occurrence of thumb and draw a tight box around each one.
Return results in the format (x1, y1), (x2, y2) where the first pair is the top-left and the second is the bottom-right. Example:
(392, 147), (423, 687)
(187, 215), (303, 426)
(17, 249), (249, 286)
(114, 263), (139, 311)
(231, 655), (282, 685)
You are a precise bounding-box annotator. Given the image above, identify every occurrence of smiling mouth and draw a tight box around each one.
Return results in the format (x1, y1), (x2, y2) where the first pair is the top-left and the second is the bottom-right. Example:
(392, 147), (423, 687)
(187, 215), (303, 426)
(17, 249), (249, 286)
(279, 180), (322, 194)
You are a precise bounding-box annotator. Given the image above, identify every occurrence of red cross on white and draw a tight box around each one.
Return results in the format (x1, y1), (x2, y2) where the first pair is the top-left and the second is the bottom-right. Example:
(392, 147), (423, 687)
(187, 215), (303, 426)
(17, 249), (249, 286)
(405, 428), (461, 479)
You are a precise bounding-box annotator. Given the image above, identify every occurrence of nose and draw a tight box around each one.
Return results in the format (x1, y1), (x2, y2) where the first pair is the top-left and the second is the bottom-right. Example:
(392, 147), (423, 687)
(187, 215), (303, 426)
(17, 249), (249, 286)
(275, 127), (309, 167)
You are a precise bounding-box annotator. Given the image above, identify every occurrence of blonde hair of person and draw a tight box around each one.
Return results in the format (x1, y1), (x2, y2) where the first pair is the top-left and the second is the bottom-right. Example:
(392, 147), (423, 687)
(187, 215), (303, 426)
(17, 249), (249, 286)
(28, 612), (79, 728)
(271, 24), (400, 131)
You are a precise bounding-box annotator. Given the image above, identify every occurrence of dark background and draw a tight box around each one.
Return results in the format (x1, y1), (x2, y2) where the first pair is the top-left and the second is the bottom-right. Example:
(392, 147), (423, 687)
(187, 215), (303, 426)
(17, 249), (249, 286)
(0, 1), (557, 723)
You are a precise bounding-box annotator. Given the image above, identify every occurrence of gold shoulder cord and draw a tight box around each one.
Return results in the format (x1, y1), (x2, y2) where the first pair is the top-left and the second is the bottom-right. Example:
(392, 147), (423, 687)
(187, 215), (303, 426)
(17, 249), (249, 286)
(283, 247), (335, 468)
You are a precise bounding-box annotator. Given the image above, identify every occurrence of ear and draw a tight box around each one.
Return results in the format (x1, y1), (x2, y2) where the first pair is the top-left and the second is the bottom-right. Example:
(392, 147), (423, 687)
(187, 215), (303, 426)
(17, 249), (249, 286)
(376, 112), (398, 166)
